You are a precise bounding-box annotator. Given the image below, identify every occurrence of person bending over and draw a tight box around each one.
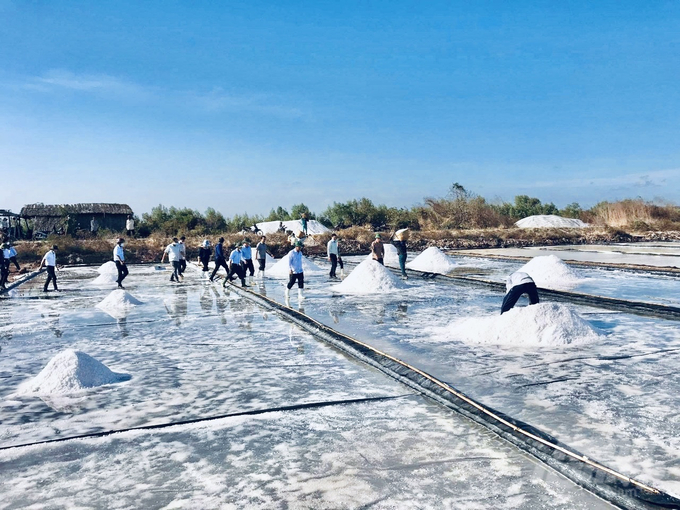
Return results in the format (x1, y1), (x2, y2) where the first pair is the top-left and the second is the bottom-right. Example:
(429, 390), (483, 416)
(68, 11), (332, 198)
(501, 271), (539, 314)
(225, 243), (247, 288)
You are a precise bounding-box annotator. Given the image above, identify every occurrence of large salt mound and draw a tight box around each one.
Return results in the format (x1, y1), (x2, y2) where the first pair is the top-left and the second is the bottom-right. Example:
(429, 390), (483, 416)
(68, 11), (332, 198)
(97, 261), (119, 275)
(17, 349), (130, 395)
(96, 289), (143, 319)
(267, 253), (324, 278)
(365, 243), (400, 267)
(332, 259), (406, 294)
(448, 303), (600, 346)
(90, 272), (119, 286)
(406, 247), (457, 274)
(519, 255), (581, 290)
(515, 215), (589, 229)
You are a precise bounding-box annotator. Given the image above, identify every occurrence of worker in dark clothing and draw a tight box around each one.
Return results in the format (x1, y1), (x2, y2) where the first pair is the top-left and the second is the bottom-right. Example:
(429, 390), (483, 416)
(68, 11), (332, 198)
(327, 234), (339, 278)
(0, 244), (8, 290)
(40, 245), (59, 292)
(210, 237), (228, 282)
(241, 240), (255, 285)
(6, 242), (20, 270)
(198, 240), (212, 274)
(113, 238), (128, 289)
(501, 271), (540, 314)
(392, 229), (408, 279)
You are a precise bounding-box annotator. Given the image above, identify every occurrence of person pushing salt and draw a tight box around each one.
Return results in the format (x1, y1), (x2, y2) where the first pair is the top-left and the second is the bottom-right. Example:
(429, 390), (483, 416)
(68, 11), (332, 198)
(501, 271), (540, 314)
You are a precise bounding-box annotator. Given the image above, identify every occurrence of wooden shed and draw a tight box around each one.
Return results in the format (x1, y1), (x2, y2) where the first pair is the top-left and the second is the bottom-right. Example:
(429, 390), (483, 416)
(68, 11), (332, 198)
(21, 203), (134, 236)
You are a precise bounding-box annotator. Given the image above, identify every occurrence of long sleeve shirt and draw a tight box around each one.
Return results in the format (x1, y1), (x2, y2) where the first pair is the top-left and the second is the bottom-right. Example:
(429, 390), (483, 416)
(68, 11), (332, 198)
(199, 247), (212, 263)
(288, 249), (303, 274)
(3, 249), (10, 260)
(8, 247), (17, 258)
(178, 242), (186, 260)
(113, 245), (125, 263)
(229, 249), (243, 265)
(506, 272), (534, 292)
(327, 239), (338, 257)
(126, 219), (135, 230)
(241, 245), (252, 260)
(393, 240), (407, 256)
(215, 242), (224, 260)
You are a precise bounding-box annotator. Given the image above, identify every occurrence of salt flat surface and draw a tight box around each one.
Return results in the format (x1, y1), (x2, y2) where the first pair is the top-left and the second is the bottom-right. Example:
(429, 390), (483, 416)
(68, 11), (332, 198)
(0, 265), (609, 508)
(455, 243), (680, 268)
(257, 261), (680, 497)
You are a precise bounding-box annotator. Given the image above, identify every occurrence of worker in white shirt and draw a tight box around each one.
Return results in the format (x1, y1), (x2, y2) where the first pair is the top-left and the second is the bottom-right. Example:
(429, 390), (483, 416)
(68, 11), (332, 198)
(285, 241), (305, 303)
(125, 215), (135, 237)
(161, 238), (182, 282)
(113, 238), (128, 289)
(224, 243), (247, 287)
(40, 245), (59, 292)
(178, 236), (187, 279)
(501, 271), (539, 314)
(327, 233), (340, 278)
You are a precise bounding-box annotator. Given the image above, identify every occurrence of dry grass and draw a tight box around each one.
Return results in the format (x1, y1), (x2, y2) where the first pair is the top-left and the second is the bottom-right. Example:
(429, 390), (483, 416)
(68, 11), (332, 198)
(592, 199), (680, 231)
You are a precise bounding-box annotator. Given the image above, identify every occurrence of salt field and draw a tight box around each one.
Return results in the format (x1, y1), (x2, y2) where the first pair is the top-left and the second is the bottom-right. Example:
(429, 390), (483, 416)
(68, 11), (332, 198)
(1, 246), (679, 507)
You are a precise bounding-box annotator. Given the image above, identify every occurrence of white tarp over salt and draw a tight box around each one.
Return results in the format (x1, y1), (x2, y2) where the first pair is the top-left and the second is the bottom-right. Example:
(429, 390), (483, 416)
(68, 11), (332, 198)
(515, 215), (589, 229)
(256, 220), (331, 235)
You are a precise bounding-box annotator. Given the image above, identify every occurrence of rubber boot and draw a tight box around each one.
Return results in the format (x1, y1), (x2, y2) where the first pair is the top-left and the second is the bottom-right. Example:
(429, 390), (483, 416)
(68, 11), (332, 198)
(255, 270), (261, 279)
(284, 287), (290, 305)
(298, 288), (304, 301)
(241, 278), (248, 288)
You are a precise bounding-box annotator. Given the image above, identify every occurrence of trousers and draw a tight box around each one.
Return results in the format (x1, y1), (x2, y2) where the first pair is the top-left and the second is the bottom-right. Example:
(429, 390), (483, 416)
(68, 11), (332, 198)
(116, 261), (128, 284)
(44, 266), (58, 291)
(500, 282), (540, 314)
(287, 272), (304, 289)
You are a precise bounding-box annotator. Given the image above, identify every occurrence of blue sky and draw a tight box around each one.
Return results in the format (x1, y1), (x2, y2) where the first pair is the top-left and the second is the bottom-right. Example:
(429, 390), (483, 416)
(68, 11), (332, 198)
(1, 0), (679, 217)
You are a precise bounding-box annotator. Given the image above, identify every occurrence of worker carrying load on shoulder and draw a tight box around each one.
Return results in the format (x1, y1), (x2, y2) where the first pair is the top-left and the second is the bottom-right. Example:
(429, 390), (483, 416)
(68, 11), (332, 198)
(501, 271), (539, 314)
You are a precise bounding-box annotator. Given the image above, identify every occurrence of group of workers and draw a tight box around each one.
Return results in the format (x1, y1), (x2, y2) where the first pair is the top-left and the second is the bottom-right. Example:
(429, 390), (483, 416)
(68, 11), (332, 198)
(26, 227), (540, 314)
(0, 241), (20, 290)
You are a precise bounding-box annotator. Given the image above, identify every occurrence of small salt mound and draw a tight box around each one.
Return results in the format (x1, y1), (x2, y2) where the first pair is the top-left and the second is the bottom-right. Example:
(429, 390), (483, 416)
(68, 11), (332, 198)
(90, 272), (119, 286)
(365, 244), (400, 267)
(17, 349), (130, 395)
(515, 215), (589, 229)
(267, 253), (323, 278)
(96, 289), (143, 319)
(406, 247), (457, 274)
(332, 259), (406, 294)
(519, 255), (581, 290)
(97, 261), (119, 275)
(448, 303), (600, 346)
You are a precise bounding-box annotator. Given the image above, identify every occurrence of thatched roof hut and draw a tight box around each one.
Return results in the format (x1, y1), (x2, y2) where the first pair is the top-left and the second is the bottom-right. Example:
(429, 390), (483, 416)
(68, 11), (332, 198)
(21, 203), (134, 235)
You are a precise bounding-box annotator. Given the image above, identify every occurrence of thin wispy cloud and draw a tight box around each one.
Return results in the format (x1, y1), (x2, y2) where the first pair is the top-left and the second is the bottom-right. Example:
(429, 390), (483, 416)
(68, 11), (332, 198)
(18, 69), (305, 119)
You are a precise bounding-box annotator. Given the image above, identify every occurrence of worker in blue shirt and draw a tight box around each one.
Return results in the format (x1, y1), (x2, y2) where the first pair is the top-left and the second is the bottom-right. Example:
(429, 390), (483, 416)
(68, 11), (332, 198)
(210, 237), (228, 282)
(241, 240), (255, 285)
(285, 241), (305, 303)
(224, 243), (248, 287)
(113, 238), (128, 289)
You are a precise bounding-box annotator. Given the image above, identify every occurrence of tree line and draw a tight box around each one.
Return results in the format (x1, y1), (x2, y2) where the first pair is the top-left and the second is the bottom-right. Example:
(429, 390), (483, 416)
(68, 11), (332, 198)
(135, 183), (680, 236)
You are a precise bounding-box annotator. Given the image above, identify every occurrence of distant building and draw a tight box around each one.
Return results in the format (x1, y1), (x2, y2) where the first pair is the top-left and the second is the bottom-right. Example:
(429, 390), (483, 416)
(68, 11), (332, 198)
(21, 203), (134, 236)
(0, 209), (21, 239)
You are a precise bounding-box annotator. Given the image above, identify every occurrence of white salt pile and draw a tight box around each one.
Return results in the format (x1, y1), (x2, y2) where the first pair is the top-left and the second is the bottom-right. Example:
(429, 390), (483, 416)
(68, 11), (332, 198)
(515, 215), (589, 229)
(518, 255), (582, 290)
(447, 303), (600, 346)
(97, 261), (119, 275)
(96, 289), (143, 319)
(331, 259), (406, 294)
(17, 349), (130, 395)
(267, 253), (323, 278)
(91, 272), (119, 286)
(406, 247), (457, 274)
(365, 243), (400, 267)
